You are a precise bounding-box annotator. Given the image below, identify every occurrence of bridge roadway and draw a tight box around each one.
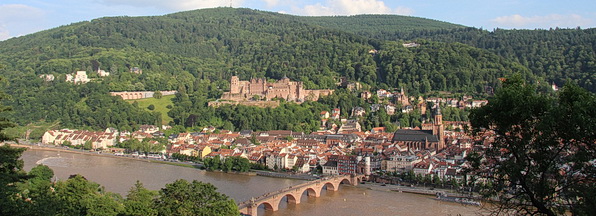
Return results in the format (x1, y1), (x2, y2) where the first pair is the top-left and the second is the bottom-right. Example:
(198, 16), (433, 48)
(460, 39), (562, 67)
(238, 174), (365, 216)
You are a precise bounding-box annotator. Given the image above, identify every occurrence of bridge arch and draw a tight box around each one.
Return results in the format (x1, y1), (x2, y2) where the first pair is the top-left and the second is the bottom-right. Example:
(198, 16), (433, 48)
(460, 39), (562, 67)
(282, 193), (299, 205)
(322, 182), (337, 191)
(340, 178), (351, 185)
(301, 187), (320, 198)
(257, 201), (276, 212)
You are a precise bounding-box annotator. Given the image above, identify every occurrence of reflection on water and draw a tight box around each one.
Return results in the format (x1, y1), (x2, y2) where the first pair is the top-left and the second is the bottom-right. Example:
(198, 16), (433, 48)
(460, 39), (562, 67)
(22, 149), (482, 215)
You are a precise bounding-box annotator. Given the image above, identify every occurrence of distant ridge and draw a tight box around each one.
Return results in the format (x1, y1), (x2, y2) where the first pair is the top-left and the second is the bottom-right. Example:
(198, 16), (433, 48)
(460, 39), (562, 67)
(298, 14), (465, 35)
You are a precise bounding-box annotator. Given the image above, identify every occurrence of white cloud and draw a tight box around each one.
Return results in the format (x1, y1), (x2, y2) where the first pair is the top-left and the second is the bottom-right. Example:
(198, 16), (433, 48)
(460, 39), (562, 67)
(0, 26), (9, 41)
(394, 6), (414, 16)
(0, 4), (44, 20)
(262, 0), (280, 8)
(293, 0), (413, 16)
(98, 0), (245, 11)
(491, 14), (593, 29)
(0, 4), (46, 40)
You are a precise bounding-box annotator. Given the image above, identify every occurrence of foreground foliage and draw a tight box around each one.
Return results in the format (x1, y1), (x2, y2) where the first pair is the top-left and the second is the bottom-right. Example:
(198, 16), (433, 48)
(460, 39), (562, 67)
(468, 75), (596, 215)
(0, 145), (239, 216)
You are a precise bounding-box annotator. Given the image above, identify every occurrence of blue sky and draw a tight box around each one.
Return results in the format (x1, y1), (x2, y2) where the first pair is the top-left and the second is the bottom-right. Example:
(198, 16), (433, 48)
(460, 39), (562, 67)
(1, 0), (595, 41)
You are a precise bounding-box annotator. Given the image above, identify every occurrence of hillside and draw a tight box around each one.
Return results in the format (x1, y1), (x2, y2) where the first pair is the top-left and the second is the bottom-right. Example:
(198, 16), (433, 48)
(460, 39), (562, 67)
(0, 7), (543, 130)
(298, 14), (464, 38)
(128, 95), (175, 125)
(342, 26), (596, 92)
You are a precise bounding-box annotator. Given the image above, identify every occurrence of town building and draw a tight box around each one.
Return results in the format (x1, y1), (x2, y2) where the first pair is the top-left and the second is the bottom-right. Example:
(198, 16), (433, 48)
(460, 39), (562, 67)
(325, 155), (372, 175)
(66, 71), (90, 84)
(39, 74), (55, 82)
(131, 67), (143, 74)
(392, 106), (445, 151)
(97, 68), (110, 77)
(42, 129), (117, 149)
(382, 154), (421, 172)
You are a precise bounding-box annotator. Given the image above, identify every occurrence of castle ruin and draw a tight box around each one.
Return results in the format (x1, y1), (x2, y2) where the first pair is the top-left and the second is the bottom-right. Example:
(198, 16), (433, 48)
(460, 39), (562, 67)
(221, 76), (334, 102)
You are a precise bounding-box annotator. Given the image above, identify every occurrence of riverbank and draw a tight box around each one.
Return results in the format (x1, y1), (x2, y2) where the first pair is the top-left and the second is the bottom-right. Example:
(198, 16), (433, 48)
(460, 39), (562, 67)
(211, 170), (257, 176)
(357, 181), (480, 200)
(8, 143), (316, 180)
(7, 143), (200, 169)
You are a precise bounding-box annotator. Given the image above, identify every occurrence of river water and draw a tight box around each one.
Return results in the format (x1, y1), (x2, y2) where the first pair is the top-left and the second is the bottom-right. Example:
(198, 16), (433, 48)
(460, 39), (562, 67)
(22, 149), (483, 215)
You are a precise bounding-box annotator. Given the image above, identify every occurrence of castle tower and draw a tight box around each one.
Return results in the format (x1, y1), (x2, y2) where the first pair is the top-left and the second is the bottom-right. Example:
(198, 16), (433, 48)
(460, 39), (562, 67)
(230, 76), (240, 94)
(297, 82), (305, 101)
(281, 75), (290, 83)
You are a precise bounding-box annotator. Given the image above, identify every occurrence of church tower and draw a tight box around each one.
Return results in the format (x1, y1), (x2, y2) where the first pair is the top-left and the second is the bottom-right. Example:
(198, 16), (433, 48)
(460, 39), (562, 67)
(434, 106), (443, 126)
(433, 106), (445, 150)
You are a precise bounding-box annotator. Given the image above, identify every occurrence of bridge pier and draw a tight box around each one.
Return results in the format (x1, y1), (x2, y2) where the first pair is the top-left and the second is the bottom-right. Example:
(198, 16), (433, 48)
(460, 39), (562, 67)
(243, 204), (258, 216)
(288, 195), (300, 204)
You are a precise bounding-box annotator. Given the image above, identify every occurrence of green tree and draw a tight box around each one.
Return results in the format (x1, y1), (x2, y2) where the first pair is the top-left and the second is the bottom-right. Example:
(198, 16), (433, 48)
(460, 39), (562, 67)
(54, 174), (121, 216)
(222, 159), (233, 172)
(468, 76), (596, 215)
(123, 181), (158, 216)
(0, 145), (28, 216)
(23, 165), (60, 216)
(84, 140), (93, 150)
(28, 164), (54, 182)
(148, 104), (155, 111)
(153, 91), (162, 99)
(0, 84), (22, 215)
(155, 179), (238, 216)
(82, 192), (124, 216)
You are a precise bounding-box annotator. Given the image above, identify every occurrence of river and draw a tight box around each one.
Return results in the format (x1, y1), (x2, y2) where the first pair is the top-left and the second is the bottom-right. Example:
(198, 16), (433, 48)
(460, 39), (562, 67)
(22, 149), (484, 215)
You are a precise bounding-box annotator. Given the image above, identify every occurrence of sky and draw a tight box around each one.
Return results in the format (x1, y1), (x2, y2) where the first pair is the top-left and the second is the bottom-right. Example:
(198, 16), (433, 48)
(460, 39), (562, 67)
(1, 0), (595, 41)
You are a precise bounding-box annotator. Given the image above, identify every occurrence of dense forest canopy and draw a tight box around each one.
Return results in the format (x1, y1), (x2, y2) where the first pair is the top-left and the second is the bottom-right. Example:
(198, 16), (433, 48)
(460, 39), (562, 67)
(298, 14), (465, 37)
(347, 27), (596, 92)
(0, 7), (592, 131)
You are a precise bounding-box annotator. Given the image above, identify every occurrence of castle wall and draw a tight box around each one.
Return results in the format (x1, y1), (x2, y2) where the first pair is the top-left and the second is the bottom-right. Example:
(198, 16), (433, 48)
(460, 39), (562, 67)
(225, 76), (332, 103)
(110, 91), (177, 100)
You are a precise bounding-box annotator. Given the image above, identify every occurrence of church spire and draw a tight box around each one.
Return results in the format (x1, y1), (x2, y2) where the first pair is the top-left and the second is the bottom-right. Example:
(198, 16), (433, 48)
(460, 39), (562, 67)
(435, 105), (442, 116)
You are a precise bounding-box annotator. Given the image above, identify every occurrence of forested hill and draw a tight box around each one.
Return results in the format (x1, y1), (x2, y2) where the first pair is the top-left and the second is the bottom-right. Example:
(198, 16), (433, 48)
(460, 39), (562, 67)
(0, 7), (543, 131)
(0, 7), (525, 91)
(298, 14), (464, 37)
(347, 27), (596, 92)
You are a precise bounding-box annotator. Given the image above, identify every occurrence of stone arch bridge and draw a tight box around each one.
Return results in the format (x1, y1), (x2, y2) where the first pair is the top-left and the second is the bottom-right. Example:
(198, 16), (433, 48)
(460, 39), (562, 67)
(238, 174), (365, 216)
